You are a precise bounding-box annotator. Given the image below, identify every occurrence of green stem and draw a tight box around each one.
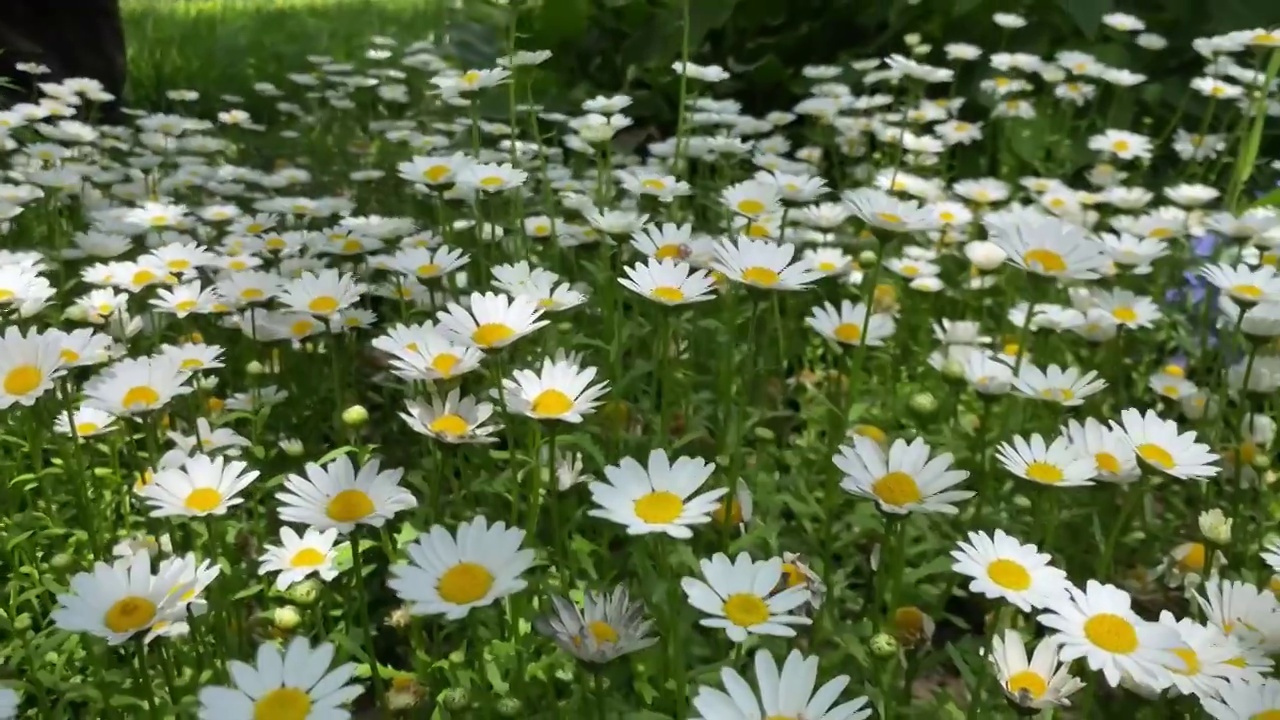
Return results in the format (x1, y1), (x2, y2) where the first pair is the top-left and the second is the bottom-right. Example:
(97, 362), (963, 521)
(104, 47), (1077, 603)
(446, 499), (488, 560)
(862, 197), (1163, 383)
(348, 529), (386, 713)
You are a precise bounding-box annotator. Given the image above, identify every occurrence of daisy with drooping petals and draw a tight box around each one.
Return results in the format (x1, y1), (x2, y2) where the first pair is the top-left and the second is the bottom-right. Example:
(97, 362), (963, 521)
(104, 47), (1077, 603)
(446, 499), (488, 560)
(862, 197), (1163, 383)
(1157, 611), (1249, 700)
(278, 269), (366, 318)
(834, 436), (973, 514)
(400, 389), (501, 444)
(989, 630), (1084, 710)
(500, 355), (609, 423)
(257, 526), (342, 591)
(0, 327), (67, 409)
(1061, 418), (1140, 483)
(137, 453), (260, 518)
(805, 300), (896, 347)
(436, 292), (548, 350)
(535, 586), (658, 664)
(682, 553), (811, 642)
(1202, 677), (1280, 720)
(588, 449), (727, 539)
(690, 647), (872, 720)
(1194, 577), (1280, 653)
(619, 258), (717, 306)
(82, 354), (194, 416)
(961, 349), (1016, 395)
(711, 235), (820, 291)
(277, 454), (416, 533)
(51, 551), (193, 645)
(196, 637), (362, 720)
(1013, 363), (1107, 406)
(1037, 580), (1180, 689)
(387, 515), (534, 619)
(951, 530), (1070, 611)
(1113, 407), (1219, 481)
(53, 406), (118, 439)
(996, 433), (1098, 487)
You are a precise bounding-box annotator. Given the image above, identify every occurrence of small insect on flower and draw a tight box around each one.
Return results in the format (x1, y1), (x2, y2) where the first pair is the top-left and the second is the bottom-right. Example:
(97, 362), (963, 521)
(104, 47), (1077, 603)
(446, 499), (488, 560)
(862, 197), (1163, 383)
(535, 586), (658, 663)
(197, 637), (363, 720)
(51, 551), (194, 645)
(835, 436), (973, 514)
(258, 526), (342, 591)
(387, 515), (534, 620)
(277, 454), (416, 534)
(989, 630), (1084, 710)
(682, 552), (812, 642)
(691, 647), (872, 720)
(588, 449), (727, 539)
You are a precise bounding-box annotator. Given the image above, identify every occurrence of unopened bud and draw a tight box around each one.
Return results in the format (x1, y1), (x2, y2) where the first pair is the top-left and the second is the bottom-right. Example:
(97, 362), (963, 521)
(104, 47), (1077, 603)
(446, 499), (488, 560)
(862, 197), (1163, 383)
(285, 578), (323, 605)
(1199, 509), (1233, 545)
(909, 392), (937, 415)
(440, 688), (471, 711)
(869, 632), (899, 657)
(941, 358), (966, 380)
(272, 605), (303, 631)
(341, 404), (369, 426)
(858, 250), (879, 266)
(496, 697), (523, 717)
(246, 360), (266, 375)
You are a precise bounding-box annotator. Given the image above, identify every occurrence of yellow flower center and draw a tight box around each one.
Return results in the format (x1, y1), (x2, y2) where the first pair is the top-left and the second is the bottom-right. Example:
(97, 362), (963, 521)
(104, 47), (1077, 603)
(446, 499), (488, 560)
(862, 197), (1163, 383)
(1023, 248), (1068, 274)
(424, 165), (451, 182)
(531, 389), (573, 417)
(290, 320), (316, 338)
(472, 323), (515, 348)
(428, 413), (469, 436)
(183, 487), (223, 513)
(986, 559), (1032, 590)
(290, 548), (326, 568)
(641, 179), (667, 191)
(875, 212), (903, 226)
(431, 353), (460, 377)
(1136, 443), (1174, 469)
(416, 263), (441, 277)
(1112, 307), (1137, 324)
(1095, 452), (1121, 474)
(1083, 613), (1138, 654)
(1252, 711), (1280, 720)
(3, 365), (43, 396)
(633, 490), (683, 524)
(833, 322), (863, 344)
(736, 199), (766, 216)
(437, 562), (494, 604)
(722, 593), (770, 627)
(228, 259), (249, 271)
(479, 176), (506, 188)
(180, 358), (205, 371)
(132, 269), (159, 286)
(1171, 647), (1201, 676)
(871, 471), (922, 506)
(781, 563), (806, 588)
(75, 422), (100, 435)
(308, 295), (340, 314)
(939, 211), (956, 223)
(462, 70), (482, 85)
(742, 267), (780, 287)
(1232, 284), (1265, 300)
(587, 620), (618, 643)
(1006, 670), (1047, 700)
(712, 498), (744, 526)
(104, 595), (157, 634)
(175, 299), (198, 313)
(240, 288), (265, 301)
(252, 687), (312, 720)
(854, 424), (887, 444)
(1178, 543), (1206, 572)
(1112, 139), (1130, 153)
(1149, 227), (1173, 239)
(341, 239), (363, 253)
(817, 261), (836, 272)
(325, 489), (374, 523)
(122, 385), (160, 410)
(532, 223), (550, 236)
(650, 286), (685, 303)
(1025, 461), (1065, 484)
(0, 289), (13, 302)
(1163, 364), (1184, 378)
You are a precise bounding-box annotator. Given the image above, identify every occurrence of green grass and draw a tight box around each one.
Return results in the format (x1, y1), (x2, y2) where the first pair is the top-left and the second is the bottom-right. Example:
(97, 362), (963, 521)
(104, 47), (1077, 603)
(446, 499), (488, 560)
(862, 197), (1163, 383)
(122, 0), (448, 115)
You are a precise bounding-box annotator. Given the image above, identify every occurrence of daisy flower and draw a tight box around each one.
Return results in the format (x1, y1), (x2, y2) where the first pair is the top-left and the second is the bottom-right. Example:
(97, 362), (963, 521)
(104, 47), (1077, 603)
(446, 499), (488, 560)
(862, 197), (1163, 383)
(690, 647), (872, 720)
(138, 453), (260, 517)
(996, 433), (1098, 487)
(834, 436), (973, 514)
(53, 406), (118, 439)
(277, 454), (416, 533)
(1037, 580), (1181, 688)
(400, 389), (501, 444)
(721, 179), (782, 219)
(0, 326), (67, 409)
(711, 235), (820, 291)
(587, 449), (727, 539)
(619, 258), (717, 306)
(1157, 611), (1248, 700)
(984, 211), (1108, 280)
(384, 245), (469, 281)
(1202, 677), (1280, 720)
(257, 526), (342, 591)
(500, 355), (609, 423)
(1194, 577), (1280, 652)
(989, 630), (1084, 710)
(51, 551), (193, 645)
(387, 515), (534, 619)
(1061, 418), (1140, 483)
(1200, 263), (1280, 305)
(436, 292), (548, 350)
(951, 530), (1071, 611)
(630, 222), (694, 260)
(805, 300), (896, 347)
(534, 586), (658, 663)
(82, 354), (194, 416)
(1113, 407), (1219, 481)
(1013, 363), (1107, 406)
(681, 552), (812, 642)
(196, 637), (362, 720)
(842, 187), (938, 233)
(961, 350), (1016, 395)
(1089, 288), (1162, 328)
(277, 269), (366, 317)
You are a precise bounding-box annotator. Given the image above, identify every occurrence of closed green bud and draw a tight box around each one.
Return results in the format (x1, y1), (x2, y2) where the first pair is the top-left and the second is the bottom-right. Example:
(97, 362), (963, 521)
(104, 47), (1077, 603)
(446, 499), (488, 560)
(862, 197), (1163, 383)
(858, 250), (879, 266)
(285, 578), (322, 605)
(14, 615), (32, 631)
(496, 697), (523, 717)
(908, 392), (937, 415)
(440, 688), (471, 710)
(49, 553), (73, 569)
(272, 605), (303, 631)
(869, 632), (899, 657)
(341, 405), (369, 426)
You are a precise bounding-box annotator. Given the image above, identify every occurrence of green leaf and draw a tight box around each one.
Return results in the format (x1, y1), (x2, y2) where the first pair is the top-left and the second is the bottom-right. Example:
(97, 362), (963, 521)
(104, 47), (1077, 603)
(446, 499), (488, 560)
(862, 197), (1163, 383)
(1252, 187), (1280, 210)
(1056, 0), (1113, 38)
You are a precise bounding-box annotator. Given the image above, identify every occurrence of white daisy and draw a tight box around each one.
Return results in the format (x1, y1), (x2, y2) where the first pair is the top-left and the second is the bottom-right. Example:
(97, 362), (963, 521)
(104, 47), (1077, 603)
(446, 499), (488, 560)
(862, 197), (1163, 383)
(691, 647), (872, 720)
(711, 235), (820, 290)
(995, 433), (1098, 487)
(989, 630), (1085, 709)
(257, 527), (342, 591)
(51, 551), (193, 645)
(196, 637), (362, 720)
(1013, 363), (1107, 406)
(436, 291), (548, 350)
(1113, 407), (1219, 481)
(951, 530), (1071, 611)
(834, 436), (973, 514)
(588, 449), (727, 539)
(500, 355), (609, 423)
(276, 454), (416, 533)
(805, 300), (896, 347)
(137, 453), (260, 517)
(681, 552), (812, 642)
(619, 258), (717, 305)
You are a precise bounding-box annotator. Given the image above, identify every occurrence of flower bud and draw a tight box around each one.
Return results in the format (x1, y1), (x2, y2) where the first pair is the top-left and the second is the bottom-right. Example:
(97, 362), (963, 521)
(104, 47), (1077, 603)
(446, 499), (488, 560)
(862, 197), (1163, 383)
(869, 632), (899, 657)
(909, 392), (937, 415)
(440, 688), (471, 711)
(271, 605), (303, 631)
(246, 360), (266, 375)
(1199, 509), (1233, 545)
(341, 404), (369, 426)
(50, 553), (73, 569)
(857, 249), (878, 266)
(1242, 413), (1277, 447)
(964, 240), (1007, 271)
(284, 578), (323, 605)
(495, 697), (523, 717)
